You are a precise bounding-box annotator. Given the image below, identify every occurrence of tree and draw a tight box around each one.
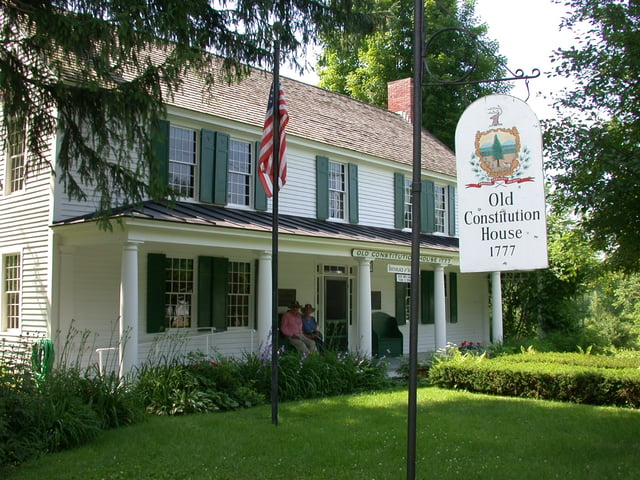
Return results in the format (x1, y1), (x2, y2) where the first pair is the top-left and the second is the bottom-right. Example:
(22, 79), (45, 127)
(584, 270), (640, 350)
(316, 0), (510, 149)
(0, 0), (376, 221)
(545, 0), (640, 271)
(501, 205), (598, 341)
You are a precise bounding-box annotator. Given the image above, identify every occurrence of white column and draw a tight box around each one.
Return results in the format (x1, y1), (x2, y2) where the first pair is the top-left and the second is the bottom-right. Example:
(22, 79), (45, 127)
(491, 271), (503, 344)
(256, 251), (272, 350)
(119, 242), (140, 377)
(357, 258), (372, 356)
(56, 246), (76, 342)
(434, 264), (447, 350)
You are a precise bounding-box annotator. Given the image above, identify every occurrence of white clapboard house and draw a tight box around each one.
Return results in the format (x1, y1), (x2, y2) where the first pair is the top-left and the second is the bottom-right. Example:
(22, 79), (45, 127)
(0, 59), (493, 374)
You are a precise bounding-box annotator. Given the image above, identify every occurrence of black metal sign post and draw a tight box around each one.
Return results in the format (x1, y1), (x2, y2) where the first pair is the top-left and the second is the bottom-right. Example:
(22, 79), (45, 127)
(406, 1), (424, 478)
(406, 3), (540, 478)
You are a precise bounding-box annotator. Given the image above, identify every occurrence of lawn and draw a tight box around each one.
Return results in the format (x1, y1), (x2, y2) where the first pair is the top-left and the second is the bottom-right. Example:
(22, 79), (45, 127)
(7, 385), (640, 479)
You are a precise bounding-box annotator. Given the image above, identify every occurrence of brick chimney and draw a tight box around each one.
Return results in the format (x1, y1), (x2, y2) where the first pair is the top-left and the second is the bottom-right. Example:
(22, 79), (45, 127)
(387, 78), (413, 123)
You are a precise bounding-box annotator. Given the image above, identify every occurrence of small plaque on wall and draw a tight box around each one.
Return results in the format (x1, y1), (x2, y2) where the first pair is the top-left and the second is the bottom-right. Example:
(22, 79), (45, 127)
(371, 291), (382, 310)
(278, 289), (297, 307)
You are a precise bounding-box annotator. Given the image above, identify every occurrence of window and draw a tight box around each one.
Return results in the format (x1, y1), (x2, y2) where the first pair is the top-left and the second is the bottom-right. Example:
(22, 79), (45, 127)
(6, 117), (26, 194)
(227, 261), (251, 327)
(434, 184), (448, 234)
(329, 161), (346, 220)
(316, 156), (358, 223)
(164, 257), (194, 329)
(403, 178), (413, 229)
(169, 126), (197, 198)
(2, 253), (21, 330)
(227, 139), (252, 207)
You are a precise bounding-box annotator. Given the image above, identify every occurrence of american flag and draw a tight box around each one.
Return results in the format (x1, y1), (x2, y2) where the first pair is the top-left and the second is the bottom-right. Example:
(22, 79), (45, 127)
(258, 82), (289, 198)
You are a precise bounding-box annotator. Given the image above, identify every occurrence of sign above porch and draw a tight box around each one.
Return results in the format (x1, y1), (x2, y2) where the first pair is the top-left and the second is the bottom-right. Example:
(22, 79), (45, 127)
(351, 249), (452, 265)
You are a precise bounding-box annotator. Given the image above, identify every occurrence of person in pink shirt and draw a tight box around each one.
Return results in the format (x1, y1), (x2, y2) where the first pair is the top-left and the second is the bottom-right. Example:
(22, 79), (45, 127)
(280, 301), (317, 354)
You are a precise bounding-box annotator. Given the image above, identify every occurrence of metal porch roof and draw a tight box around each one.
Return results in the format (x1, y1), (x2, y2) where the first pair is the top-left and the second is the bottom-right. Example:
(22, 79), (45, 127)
(55, 201), (459, 252)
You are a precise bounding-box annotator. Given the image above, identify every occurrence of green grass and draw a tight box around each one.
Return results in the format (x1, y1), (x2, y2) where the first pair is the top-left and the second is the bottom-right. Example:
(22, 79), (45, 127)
(7, 386), (640, 480)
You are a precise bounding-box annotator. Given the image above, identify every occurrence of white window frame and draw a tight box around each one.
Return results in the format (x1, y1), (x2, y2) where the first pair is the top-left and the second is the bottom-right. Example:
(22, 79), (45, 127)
(227, 261), (252, 327)
(227, 138), (253, 208)
(329, 161), (347, 220)
(2, 252), (21, 332)
(164, 256), (194, 329)
(168, 126), (197, 199)
(434, 184), (449, 234)
(5, 116), (27, 195)
(403, 177), (413, 230)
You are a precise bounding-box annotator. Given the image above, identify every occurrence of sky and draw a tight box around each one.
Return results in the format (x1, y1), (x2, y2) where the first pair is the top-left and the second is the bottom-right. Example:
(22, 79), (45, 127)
(474, 0), (578, 120)
(282, 0), (580, 121)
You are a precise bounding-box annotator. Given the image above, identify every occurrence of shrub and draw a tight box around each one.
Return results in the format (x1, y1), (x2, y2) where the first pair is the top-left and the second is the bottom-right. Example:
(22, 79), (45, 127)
(429, 351), (640, 407)
(133, 354), (266, 415)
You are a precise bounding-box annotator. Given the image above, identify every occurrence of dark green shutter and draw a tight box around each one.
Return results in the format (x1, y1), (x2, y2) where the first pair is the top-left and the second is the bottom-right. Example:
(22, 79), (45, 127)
(316, 155), (329, 220)
(449, 272), (458, 323)
(147, 253), (167, 333)
(394, 173), (405, 229)
(213, 132), (229, 205)
(150, 120), (170, 196)
(422, 180), (435, 233)
(211, 257), (228, 331)
(448, 185), (457, 236)
(197, 256), (229, 331)
(253, 259), (259, 330)
(395, 279), (407, 325)
(197, 257), (213, 329)
(254, 141), (267, 211)
(199, 129), (215, 203)
(420, 270), (435, 324)
(348, 163), (359, 223)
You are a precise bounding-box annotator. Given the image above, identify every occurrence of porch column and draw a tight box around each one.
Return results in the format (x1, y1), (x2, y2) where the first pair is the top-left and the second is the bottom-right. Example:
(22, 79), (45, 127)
(491, 271), (503, 343)
(119, 242), (140, 377)
(256, 251), (272, 350)
(434, 264), (447, 350)
(57, 246), (76, 341)
(357, 258), (372, 356)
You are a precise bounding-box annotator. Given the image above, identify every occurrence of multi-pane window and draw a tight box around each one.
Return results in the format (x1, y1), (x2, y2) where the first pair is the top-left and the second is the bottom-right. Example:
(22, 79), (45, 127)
(329, 161), (346, 220)
(164, 257), (194, 329)
(3, 253), (21, 330)
(403, 178), (413, 229)
(434, 184), (448, 234)
(6, 117), (26, 194)
(227, 261), (251, 327)
(169, 126), (196, 198)
(227, 139), (252, 206)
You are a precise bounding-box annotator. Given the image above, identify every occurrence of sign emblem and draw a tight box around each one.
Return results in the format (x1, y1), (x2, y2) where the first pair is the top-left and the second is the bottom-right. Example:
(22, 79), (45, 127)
(467, 106), (533, 188)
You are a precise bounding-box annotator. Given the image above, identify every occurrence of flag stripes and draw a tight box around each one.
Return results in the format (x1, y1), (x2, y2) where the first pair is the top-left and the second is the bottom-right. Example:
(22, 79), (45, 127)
(258, 82), (289, 198)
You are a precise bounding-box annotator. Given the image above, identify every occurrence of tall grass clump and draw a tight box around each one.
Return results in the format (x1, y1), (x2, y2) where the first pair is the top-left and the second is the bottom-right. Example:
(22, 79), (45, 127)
(239, 348), (391, 401)
(0, 329), (141, 473)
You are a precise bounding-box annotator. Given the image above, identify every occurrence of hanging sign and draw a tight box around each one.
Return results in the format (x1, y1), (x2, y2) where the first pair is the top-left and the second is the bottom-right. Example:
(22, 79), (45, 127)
(454, 95), (548, 273)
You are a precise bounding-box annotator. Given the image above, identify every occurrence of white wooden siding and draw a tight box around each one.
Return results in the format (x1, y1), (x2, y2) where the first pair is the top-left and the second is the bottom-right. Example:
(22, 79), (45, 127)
(358, 165), (395, 228)
(0, 135), (54, 339)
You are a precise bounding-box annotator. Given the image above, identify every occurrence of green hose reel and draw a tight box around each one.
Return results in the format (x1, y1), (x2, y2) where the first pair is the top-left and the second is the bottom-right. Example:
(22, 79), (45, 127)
(31, 338), (54, 385)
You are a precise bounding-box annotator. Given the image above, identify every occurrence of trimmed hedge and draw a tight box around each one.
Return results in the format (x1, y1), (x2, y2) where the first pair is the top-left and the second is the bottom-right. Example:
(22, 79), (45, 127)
(429, 353), (640, 408)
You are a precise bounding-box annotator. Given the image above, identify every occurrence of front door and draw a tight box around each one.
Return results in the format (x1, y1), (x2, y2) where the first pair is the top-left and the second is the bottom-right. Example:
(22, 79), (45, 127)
(324, 277), (348, 351)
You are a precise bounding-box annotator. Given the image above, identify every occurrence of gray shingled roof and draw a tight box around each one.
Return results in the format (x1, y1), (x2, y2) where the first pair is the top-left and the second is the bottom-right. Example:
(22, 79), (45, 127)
(56, 200), (459, 252)
(171, 63), (456, 177)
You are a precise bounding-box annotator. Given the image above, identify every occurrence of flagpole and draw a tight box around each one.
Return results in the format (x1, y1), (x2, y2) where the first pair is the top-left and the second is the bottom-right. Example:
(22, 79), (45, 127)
(270, 39), (281, 426)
